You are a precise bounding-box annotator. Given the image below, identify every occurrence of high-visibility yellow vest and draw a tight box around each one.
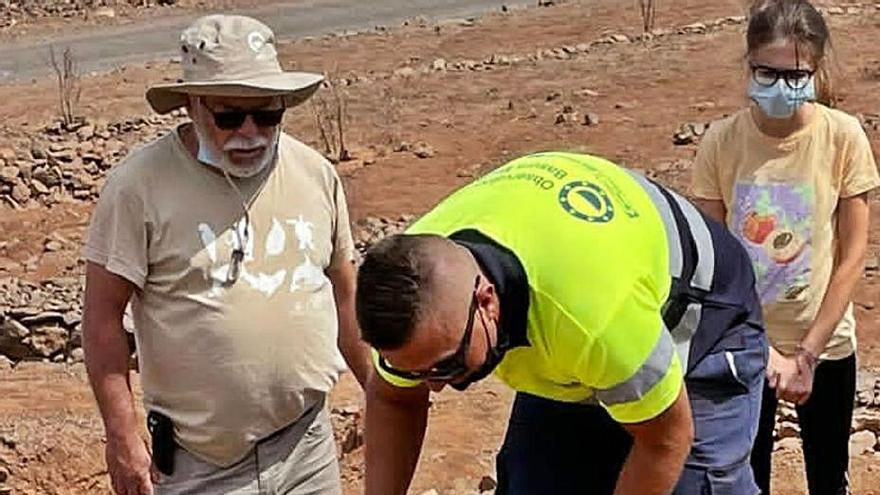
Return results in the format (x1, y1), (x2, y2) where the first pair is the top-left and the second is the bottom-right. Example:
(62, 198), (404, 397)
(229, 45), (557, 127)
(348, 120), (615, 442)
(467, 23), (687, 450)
(377, 152), (684, 423)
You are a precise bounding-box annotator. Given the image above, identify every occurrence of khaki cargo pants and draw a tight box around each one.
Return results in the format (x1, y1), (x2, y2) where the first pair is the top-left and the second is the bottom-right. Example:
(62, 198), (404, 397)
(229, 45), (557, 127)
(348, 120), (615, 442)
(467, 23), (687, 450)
(155, 404), (341, 495)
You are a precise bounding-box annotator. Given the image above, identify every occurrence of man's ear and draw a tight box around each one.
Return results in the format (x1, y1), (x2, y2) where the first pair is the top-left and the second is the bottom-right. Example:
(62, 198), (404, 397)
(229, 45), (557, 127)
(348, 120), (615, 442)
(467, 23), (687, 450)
(476, 283), (500, 320)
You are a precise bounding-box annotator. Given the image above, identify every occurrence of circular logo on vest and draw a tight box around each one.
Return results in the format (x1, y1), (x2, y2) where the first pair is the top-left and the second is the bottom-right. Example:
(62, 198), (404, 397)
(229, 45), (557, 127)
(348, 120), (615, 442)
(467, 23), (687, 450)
(558, 181), (615, 223)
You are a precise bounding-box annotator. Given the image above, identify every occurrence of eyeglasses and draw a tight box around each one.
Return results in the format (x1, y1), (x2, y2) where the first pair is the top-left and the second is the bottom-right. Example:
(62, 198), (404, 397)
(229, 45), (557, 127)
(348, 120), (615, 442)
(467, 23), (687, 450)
(749, 64), (815, 90)
(378, 275), (482, 381)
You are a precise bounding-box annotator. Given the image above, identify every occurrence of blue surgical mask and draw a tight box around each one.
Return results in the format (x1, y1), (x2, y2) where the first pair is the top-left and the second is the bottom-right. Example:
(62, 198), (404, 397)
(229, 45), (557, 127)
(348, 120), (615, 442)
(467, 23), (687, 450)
(748, 77), (816, 119)
(197, 139), (223, 169)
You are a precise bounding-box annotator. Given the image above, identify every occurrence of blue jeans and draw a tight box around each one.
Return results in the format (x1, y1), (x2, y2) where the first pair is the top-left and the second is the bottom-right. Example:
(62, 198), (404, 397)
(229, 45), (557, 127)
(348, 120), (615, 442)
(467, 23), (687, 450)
(495, 324), (767, 495)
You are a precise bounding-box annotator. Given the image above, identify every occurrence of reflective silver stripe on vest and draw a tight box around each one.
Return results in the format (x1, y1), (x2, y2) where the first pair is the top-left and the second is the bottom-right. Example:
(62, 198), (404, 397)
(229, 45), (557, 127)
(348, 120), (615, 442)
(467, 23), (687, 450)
(627, 170), (716, 291)
(671, 302), (702, 370)
(627, 170), (718, 371)
(666, 189), (715, 292)
(626, 171), (683, 278)
(593, 326), (676, 406)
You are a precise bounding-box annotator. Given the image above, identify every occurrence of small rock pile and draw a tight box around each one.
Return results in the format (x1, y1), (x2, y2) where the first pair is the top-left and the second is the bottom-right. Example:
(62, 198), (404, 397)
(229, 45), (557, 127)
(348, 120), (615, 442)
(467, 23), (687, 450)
(330, 405), (364, 457)
(858, 112), (880, 132)
(418, 475), (497, 495)
(0, 277), (84, 364)
(0, 110), (186, 209)
(672, 121), (711, 146)
(553, 104), (599, 127)
(353, 215), (415, 258)
(773, 369), (880, 456)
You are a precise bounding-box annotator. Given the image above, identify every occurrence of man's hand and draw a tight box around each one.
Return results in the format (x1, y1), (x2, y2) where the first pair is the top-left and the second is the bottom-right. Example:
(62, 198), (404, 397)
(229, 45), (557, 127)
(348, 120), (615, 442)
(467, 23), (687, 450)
(615, 386), (694, 495)
(106, 433), (155, 495)
(767, 347), (814, 405)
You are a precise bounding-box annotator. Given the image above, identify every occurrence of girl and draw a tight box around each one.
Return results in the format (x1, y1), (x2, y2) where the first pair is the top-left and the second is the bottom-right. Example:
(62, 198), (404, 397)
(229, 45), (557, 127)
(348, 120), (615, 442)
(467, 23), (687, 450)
(690, 0), (880, 493)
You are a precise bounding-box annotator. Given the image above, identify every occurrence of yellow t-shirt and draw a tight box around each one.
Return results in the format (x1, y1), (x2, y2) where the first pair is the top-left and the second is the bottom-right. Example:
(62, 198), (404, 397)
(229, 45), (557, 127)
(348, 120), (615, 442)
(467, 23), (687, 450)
(690, 105), (880, 360)
(85, 128), (354, 466)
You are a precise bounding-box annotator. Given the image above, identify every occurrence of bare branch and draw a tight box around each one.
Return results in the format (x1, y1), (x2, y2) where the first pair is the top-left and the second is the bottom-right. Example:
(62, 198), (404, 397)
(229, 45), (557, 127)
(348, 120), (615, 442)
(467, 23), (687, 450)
(311, 75), (351, 163)
(638, 0), (657, 34)
(311, 98), (333, 157)
(47, 45), (81, 127)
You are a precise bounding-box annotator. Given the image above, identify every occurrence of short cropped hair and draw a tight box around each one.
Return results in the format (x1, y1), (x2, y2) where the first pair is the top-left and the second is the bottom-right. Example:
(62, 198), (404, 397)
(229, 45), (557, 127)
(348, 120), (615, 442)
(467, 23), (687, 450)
(356, 234), (446, 350)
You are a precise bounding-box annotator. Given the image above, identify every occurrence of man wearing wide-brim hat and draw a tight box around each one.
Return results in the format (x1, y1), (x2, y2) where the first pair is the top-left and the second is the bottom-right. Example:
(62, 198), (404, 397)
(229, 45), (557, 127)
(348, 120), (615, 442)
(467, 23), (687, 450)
(82, 14), (369, 495)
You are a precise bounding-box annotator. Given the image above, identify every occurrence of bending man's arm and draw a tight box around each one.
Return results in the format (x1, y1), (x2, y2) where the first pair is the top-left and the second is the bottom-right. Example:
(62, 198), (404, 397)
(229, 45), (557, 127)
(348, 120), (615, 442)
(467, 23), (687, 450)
(615, 387), (694, 495)
(365, 372), (431, 495)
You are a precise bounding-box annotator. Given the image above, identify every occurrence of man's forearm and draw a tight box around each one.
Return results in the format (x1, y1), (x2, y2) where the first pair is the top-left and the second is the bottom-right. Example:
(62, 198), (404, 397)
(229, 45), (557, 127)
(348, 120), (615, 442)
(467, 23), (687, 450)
(84, 320), (140, 442)
(616, 388), (693, 495)
(365, 379), (430, 495)
(614, 437), (690, 495)
(337, 308), (371, 388)
(330, 260), (371, 388)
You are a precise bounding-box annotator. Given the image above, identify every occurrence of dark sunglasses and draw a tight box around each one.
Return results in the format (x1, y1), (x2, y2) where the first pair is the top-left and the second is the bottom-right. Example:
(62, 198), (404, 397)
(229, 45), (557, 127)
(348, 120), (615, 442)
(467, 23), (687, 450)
(749, 64), (815, 90)
(206, 107), (285, 131)
(378, 275), (482, 381)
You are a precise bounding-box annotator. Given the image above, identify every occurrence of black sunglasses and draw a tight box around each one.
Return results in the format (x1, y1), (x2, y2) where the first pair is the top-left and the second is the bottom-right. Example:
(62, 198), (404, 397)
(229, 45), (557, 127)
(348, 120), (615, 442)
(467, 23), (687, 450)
(378, 275), (482, 381)
(204, 105), (285, 131)
(749, 64), (815, 90)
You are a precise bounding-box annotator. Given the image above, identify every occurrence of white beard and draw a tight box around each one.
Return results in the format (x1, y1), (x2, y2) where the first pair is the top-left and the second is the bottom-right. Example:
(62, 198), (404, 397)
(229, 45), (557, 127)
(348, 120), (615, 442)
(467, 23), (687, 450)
(193, 121), (280, 178)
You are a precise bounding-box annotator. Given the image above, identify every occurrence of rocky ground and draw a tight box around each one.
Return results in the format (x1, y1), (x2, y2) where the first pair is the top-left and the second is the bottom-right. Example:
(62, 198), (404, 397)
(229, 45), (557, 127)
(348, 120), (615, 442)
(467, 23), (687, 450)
(2, 0), (880, 494)
(1, 0), (173, 34)
(0, 0), (299, 44)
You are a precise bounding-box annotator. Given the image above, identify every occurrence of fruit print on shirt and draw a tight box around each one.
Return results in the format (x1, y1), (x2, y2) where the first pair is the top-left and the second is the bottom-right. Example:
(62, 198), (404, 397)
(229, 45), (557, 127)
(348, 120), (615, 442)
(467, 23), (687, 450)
(732, 182), (813, 304)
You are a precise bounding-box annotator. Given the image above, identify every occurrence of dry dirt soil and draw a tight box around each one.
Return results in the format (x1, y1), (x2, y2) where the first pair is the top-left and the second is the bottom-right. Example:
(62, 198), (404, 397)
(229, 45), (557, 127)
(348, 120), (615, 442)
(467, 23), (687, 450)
(0, 0), (273, 42)
(1, 1), (880, 494)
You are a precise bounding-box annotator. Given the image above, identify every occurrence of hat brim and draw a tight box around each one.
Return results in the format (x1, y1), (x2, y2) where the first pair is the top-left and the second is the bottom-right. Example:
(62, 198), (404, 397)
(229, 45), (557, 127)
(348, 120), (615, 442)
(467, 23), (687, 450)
(146, 72), (324, 114)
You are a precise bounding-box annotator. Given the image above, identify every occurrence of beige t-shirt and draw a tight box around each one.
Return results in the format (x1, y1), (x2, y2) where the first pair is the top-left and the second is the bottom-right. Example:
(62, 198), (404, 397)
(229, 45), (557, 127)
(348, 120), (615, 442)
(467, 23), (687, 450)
(85, 128), (355, 466)
(691, 105), (880, 360)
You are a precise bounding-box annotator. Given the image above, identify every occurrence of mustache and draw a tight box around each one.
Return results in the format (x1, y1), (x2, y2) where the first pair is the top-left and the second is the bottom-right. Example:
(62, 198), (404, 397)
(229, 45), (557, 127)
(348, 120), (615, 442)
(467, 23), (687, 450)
(223, 135), (271, 152)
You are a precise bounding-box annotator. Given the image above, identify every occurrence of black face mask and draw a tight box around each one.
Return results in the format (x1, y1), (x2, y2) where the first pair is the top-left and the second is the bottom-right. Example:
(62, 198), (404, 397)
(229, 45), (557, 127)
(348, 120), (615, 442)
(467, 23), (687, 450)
(450, 311), (509, 391)
(450, 344), (507, 391)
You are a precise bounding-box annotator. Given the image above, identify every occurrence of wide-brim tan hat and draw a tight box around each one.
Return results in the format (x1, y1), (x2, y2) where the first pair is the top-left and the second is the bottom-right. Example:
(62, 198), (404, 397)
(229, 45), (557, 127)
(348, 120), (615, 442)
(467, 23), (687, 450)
(146, 14), (323, 114)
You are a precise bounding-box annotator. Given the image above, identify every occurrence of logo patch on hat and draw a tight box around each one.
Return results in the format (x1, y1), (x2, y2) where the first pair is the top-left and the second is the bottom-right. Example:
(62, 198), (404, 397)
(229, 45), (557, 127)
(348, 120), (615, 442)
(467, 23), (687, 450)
(248, 32), (266, 53)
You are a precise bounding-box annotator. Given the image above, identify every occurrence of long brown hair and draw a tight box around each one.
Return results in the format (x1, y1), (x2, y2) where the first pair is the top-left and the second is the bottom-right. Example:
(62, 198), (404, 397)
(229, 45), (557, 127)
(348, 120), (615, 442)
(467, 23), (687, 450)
(747, 0), (834, 106)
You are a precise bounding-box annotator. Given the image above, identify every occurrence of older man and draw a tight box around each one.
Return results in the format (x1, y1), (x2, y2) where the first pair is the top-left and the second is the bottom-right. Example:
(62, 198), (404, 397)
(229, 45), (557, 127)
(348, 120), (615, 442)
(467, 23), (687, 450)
(83, 15), (368, 495)
(356, 152), (769, 495)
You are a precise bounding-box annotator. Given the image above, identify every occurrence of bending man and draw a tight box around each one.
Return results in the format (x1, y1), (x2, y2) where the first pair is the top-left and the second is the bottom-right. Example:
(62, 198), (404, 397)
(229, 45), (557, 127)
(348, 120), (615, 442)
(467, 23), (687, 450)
(356, 152), (768, 495)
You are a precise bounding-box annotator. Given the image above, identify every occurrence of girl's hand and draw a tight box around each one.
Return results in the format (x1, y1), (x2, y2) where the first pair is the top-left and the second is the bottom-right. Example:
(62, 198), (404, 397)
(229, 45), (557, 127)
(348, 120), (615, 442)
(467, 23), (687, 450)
(767, 347), (815, 405)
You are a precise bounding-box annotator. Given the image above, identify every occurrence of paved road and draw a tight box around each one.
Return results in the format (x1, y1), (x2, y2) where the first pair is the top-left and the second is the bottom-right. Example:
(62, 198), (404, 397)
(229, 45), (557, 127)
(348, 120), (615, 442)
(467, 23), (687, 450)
(0, 0), (535, 84)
